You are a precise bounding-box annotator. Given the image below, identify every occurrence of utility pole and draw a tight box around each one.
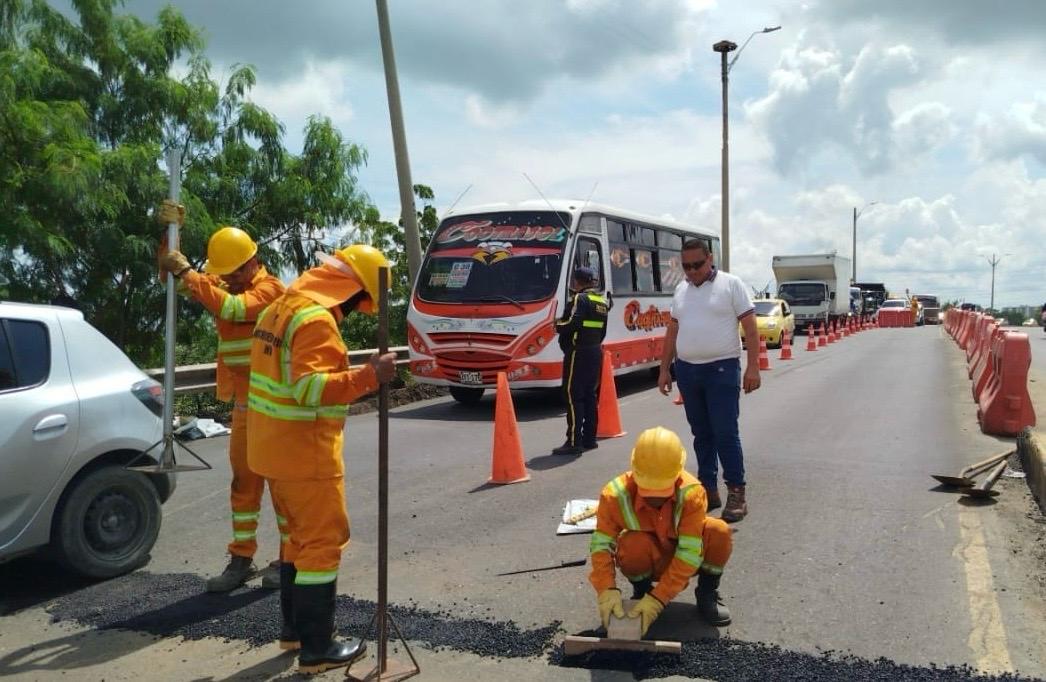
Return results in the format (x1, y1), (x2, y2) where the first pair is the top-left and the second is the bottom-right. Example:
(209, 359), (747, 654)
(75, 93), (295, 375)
(987, 253), (1001, 313)
(852, 201), (876, 283)
(375, 0), (422, 282)
(714, 40), (736, 273)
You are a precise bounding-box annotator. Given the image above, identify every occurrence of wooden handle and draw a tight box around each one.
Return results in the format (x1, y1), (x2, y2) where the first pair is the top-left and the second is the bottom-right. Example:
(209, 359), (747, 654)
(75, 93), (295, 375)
(959, 449), (1012, 478)
(567, 506), (597, 524)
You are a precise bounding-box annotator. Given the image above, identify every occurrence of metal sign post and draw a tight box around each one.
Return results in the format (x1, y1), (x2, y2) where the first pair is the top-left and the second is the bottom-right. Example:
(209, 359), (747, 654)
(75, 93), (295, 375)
(128, 149), (210, 474)
(349, 267), (418, 681)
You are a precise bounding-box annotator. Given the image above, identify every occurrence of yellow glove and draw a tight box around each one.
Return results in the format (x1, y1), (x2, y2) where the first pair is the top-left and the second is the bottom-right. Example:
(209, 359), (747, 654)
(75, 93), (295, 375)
(159, 250), (191, 278)
(596, 588), (624, 629)
(157, 199), (185, 226)
(627, 593), (664, 636)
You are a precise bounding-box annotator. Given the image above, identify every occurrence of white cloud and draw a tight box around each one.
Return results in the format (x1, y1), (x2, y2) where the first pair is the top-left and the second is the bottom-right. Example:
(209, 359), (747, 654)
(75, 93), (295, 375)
(248, 61), (355, 129)
(975, 96), (1046, 165)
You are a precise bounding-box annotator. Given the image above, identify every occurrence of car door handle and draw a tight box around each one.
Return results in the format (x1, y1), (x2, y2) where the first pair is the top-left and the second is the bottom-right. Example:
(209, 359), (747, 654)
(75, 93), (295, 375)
(33, 414), (69, 432)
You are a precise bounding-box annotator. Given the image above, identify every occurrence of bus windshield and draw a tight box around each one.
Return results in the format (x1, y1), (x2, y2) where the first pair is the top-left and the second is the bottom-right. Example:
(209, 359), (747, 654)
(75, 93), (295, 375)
(416, 211), (570, 304)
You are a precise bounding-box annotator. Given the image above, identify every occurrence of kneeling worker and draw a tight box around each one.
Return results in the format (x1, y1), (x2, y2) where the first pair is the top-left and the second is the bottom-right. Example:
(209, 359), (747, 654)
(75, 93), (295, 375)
(247, 244), (397, 674)
(589, 426), (733, 635)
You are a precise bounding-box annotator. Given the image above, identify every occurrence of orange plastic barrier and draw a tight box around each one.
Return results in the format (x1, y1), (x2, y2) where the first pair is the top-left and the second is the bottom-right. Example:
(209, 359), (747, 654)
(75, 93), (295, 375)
(966, 316), (991, 370)
(971, 325), (1002, 403)
(488, 372), (530, 485)
(977, 331), (1036, 436)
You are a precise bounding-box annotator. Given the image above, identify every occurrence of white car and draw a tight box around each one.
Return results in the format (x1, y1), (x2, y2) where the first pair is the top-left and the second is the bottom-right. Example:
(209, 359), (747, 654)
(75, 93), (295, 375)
(0, 302), (175, 577)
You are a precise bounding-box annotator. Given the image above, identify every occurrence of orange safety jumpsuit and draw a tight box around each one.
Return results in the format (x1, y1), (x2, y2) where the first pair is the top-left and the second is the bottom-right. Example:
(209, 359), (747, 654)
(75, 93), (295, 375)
(180, 267), (285, 559)
(246, 266), (379, 586)
(589, 470), (732, 605)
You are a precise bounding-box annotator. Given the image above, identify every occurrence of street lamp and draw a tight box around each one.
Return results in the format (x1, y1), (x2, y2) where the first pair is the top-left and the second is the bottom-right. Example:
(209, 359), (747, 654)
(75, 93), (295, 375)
(852, 201), (877, 283)
(985, 253), (1013, 314)
(714, 26), (781, 273)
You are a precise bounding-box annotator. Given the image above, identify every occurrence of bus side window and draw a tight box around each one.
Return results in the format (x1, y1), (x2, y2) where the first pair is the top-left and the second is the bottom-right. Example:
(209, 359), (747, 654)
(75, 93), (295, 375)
(574, 237), (605, 290)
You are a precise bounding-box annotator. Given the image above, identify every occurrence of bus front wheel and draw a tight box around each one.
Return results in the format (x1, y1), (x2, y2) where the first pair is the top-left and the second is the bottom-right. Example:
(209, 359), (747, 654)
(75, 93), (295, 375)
(450, 386), (485, 405)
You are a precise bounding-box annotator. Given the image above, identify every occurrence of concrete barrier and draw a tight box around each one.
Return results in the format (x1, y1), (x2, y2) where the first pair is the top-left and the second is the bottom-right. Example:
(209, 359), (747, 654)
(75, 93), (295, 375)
(1017, 428), (1046, 515)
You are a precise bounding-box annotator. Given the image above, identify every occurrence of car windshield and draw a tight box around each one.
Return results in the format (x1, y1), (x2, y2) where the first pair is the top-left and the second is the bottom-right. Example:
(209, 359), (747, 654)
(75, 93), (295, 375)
(415, 211), (570, 304)
(916, 296), (938, 306)
(778, 283), (826, 306)
(754, 301), (780, 316)
(881, 300), (906, 308)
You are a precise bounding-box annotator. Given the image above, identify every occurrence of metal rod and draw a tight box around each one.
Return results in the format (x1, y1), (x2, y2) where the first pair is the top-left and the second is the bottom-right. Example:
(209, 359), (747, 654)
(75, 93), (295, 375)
(720, 47), (730, 273)
(377, 266), (390, 672)
(161, 150), (182, 467)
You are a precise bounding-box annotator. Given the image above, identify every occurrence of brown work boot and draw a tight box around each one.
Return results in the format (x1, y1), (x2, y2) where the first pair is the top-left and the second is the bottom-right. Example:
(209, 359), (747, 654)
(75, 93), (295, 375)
(205, 555), (256, 592)
(720, 485), (747, 522)
(706, 489), (722, 512)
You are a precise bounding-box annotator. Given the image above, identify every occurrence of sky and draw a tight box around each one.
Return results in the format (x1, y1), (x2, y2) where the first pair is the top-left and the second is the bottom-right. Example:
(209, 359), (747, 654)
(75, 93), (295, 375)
(120, 0), (1046, 308)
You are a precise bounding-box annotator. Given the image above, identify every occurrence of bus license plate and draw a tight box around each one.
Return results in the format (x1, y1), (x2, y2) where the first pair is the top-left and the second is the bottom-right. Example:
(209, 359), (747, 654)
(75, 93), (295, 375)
(458, 371), (483, 385)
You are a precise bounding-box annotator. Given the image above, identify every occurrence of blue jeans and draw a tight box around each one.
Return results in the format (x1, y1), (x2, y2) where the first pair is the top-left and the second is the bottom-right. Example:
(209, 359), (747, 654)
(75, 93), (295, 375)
(673, 357), (745, 491)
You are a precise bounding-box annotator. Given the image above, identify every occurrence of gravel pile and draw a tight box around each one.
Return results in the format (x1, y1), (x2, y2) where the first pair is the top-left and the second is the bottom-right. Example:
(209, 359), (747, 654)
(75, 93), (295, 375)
(46, 571), (558, 658)
(552, 638), (1044, 681)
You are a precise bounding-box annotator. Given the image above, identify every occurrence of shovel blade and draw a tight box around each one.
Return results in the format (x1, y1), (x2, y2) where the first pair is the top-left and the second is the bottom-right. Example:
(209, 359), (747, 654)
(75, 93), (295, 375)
(931, 474), (974, 487)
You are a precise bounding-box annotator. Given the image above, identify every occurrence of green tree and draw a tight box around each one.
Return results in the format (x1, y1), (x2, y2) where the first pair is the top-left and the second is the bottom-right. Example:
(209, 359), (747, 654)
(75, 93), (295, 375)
(0, 0), (372, 366)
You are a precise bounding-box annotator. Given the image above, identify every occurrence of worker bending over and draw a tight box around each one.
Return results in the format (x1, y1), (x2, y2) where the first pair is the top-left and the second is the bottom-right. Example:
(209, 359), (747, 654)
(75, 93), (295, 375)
(590, 426), (734, 636)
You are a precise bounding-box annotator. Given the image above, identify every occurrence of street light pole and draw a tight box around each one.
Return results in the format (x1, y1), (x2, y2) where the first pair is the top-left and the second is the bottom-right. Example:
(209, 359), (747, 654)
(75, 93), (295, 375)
(986, 253), (1001, 313)
(713, 26), (780, 273)
(852, 201), (877, 283)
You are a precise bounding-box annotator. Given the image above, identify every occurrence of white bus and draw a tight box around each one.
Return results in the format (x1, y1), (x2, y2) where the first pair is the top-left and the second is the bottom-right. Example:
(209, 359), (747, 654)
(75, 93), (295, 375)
(405, 199), (721, 403)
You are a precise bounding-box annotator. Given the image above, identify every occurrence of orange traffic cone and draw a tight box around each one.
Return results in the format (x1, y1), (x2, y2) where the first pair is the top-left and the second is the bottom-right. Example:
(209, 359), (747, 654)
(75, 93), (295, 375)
(806, 324), (817, 351)
(488, 372), (530, 485)
(826, 322), (835, 344)
(817, 323), (827, 347)
(779, 330), (793, 360)
(758, 337), (771, 370)
(596, 351), (626, 438)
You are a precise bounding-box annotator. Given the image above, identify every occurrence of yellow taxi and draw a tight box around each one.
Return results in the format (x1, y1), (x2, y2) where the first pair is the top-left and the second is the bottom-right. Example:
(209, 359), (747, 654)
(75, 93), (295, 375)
(740, 297), (796, 348)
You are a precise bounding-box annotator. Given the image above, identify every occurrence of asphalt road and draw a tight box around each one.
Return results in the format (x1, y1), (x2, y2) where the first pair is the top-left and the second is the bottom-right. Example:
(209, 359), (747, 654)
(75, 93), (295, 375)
(2, 324), (1044, 681)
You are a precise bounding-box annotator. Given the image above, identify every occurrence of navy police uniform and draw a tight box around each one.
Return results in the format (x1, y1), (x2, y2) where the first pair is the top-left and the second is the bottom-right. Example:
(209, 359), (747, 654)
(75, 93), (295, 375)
(554, 268), (609, 455)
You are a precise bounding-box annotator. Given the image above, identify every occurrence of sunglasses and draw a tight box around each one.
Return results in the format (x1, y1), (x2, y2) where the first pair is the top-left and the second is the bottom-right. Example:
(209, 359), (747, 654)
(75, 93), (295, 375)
(681, 259), (707, 272)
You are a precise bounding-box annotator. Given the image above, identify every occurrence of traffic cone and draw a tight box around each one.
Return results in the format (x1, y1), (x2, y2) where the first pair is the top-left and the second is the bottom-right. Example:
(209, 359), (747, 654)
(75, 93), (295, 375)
(779, 330), (793, 360)
(817, 323), (827, 347)
(826, 322), (836, 344)
(758, 337), (771, 370)
(488, 372), (530, 485)
(596, 350), (626, 438)
(806, 324), (817, 351)
(841, 321), (849, 338)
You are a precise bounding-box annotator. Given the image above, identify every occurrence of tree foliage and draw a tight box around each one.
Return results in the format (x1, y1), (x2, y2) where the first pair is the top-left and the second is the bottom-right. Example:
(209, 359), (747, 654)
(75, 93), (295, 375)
(0, 0), (394, 366)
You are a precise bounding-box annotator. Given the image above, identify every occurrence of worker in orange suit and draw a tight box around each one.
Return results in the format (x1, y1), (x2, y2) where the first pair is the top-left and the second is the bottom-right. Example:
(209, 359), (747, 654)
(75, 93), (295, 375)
(590, 426), (733, 636)
(157, 201), (285, 592)
(246, 244), (397, 674)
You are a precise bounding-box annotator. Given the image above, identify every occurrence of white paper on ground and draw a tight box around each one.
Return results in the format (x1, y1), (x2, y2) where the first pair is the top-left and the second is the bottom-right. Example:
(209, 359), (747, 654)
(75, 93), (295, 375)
(556, 498), (599, 535)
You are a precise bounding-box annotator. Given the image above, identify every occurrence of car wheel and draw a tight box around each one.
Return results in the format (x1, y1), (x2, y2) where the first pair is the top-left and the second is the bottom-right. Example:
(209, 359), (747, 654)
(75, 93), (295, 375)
(449, 386), (485, 405)
(52, 465), (162, 578)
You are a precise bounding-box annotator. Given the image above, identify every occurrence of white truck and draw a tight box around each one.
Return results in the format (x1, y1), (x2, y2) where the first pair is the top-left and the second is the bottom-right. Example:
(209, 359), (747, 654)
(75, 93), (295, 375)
(772, 253), (852, 332)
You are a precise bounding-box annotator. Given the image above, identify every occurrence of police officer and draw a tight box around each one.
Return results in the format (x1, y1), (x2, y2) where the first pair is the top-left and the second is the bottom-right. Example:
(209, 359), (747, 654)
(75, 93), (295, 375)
(553, 266), (609, 456)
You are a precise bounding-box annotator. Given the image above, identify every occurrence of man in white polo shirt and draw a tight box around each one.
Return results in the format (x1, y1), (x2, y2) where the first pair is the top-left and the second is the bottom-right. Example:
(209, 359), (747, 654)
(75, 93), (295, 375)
(657, 239), (760, 522)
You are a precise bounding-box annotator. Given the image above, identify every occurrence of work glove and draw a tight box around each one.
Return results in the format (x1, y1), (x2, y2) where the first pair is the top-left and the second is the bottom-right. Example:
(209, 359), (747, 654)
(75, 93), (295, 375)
(596, 588), (624, 629)
(159, 250), (191, 278)
(627, 593), (664, 636)
(157, 199), (185, 226)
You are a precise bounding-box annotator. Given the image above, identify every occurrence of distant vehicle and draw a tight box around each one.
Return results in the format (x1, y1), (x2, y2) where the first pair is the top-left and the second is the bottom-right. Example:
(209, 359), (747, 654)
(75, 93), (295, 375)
(772, 253), (852, 331)
(854, 282), (887, 315)
(740, 298), (795, 348)
(1041, 303), (1046, 331)
(914, 295), (940, 324)
(875, 298), (910, 323)
(849, 286), (863, 316)
(960, 303), (979, 311)
(0, 302), (175, 577)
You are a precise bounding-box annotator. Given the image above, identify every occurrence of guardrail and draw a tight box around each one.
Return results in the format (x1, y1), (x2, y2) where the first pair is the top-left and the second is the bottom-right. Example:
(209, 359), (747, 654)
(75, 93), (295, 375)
(146, 346), (411, 396)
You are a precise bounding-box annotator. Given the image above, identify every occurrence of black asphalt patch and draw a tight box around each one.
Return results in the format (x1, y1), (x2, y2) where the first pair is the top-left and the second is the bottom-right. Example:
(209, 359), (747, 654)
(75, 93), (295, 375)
(45, 571), (559, 658)
(551, 637), (1044, 681)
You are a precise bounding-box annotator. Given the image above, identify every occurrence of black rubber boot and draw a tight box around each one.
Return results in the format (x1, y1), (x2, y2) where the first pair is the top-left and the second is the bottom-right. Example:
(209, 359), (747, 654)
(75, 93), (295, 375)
(278, 563), (300, 651)
(293, 581), (367, 674)
(630, 578), (653, 600)
(205, 555), (255, 593)
(259, 559), (281, 590)
(695, 573), (731, 626)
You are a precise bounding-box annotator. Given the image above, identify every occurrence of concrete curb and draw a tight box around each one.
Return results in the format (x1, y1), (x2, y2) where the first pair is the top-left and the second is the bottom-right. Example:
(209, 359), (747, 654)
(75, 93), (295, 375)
(1017, 428), (1046, 515)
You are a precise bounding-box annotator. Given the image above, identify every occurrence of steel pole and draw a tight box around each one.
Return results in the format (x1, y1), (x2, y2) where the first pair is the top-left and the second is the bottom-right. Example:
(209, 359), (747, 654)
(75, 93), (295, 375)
(377, 266), (390, 671)
(375, 0), (422, 283)
(161, 149), (182, 467)
(720, 48), (730, 273)
(852, 206), (857, 283)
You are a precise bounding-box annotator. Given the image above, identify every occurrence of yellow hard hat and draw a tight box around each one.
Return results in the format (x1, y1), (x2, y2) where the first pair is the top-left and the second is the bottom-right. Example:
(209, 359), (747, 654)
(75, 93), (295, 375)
(630, 426), (686, 497)
(203, 226), (258, 275)
(332, 244), (391, 310)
